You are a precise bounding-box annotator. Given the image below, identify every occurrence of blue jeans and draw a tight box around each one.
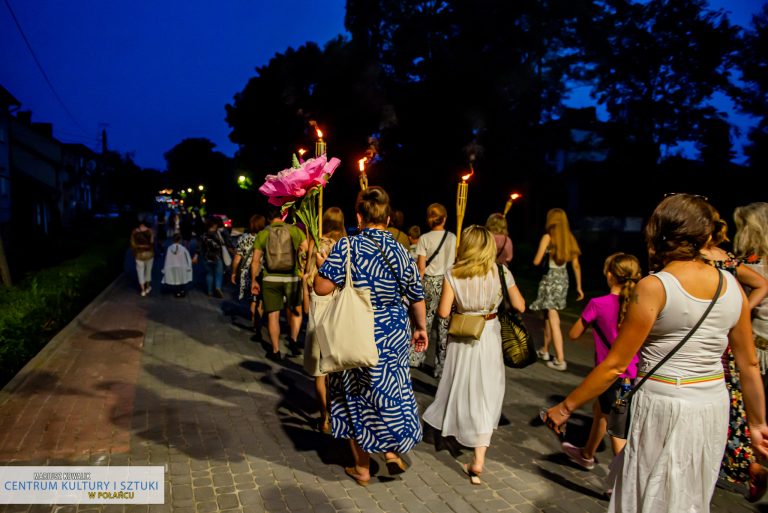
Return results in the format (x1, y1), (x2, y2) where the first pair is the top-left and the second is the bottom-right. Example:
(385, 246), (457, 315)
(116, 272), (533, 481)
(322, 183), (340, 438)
(204, 259), (224, 294)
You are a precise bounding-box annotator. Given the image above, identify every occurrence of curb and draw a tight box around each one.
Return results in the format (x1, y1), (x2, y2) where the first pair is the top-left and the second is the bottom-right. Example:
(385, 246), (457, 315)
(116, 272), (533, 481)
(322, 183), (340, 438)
(0, 274), (126, 407)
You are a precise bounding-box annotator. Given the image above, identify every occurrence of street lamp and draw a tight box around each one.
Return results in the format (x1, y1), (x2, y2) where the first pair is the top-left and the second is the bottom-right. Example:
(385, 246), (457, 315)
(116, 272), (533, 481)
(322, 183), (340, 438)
(198, 185), (204, 191)
(187, 188), (192, 193)
(238, 175), (246, 183)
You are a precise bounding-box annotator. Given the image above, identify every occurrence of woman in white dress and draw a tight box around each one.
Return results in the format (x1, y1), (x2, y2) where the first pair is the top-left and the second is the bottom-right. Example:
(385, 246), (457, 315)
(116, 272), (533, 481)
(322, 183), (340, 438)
(542, 194), (768, 512)
(423, 225), (525, 484)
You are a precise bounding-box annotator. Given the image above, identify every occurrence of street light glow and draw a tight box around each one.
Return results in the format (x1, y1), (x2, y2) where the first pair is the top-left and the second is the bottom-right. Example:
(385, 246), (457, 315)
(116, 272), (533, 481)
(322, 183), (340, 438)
(198, 185), (204, 191)
(187, 188), (192, 193)
(238, 175), (246, 183)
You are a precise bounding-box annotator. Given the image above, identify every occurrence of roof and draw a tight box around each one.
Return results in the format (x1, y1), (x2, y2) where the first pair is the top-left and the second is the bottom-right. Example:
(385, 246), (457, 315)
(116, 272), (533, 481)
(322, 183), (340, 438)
(0, 84), (21, 108)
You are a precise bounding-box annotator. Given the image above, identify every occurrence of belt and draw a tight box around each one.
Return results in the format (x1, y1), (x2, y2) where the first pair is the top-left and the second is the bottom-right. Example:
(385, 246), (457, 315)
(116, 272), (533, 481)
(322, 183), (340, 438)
(483, 313), (497, 320)
(636, 371), (724, 386)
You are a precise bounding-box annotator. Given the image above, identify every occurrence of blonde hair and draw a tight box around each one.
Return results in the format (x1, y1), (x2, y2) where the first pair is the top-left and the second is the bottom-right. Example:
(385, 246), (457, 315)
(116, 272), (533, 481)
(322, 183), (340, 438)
(545, 208), (581, 265)
(426, 203), (447, 229)
(451, 225), (496, 279)
(485, 213), (508, 236)
(734, 202), (768, 260)
(322, 207), (346, 242)
(603, 253), (642, 327)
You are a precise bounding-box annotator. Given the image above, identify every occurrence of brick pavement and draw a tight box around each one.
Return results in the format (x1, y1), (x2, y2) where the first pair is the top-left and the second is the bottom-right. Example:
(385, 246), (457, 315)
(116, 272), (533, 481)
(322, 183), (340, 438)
(0, 275), (762, 512)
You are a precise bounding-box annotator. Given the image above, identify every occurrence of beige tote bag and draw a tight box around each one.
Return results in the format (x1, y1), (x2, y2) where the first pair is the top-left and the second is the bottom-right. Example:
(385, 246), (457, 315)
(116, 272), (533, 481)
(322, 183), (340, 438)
(311, 238), (378, 373)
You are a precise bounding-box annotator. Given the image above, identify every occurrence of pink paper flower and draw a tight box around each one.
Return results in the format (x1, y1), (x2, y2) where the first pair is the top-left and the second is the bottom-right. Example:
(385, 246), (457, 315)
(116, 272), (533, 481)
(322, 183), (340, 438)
(258, 155), (340, 206)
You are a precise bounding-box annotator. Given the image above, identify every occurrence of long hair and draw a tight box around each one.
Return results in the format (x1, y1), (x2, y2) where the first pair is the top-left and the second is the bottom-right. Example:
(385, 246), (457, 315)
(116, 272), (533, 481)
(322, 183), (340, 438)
(603, 253), (642, 327)
(322, 207), (346, 242)
(645, 194), (715, 272)
(734, 202), (768, 260)
(546, 208), (581, 265)
(451, 225), (496, 279)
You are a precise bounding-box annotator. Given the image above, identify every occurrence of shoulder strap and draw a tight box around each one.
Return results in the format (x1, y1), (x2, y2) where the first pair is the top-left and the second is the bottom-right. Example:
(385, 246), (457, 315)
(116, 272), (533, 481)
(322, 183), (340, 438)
(426, 231), (449, 268)
(625, 270), (724, 401)
(362, 232), (405, 296)
(496, 237), (509, 258)
(589, 318), (613, 350)
(497, 264), (512, 311)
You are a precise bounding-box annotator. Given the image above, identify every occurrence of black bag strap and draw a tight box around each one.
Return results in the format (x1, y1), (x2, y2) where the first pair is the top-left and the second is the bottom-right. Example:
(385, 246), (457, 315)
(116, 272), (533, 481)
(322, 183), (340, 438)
(497, 264), (513, 312)
(589, 319), (613, 351)
(425, 231), (449, 268)
(362, 232), (406, 297)
(624, 270), (723, 402)
(496, 237), (509, 259)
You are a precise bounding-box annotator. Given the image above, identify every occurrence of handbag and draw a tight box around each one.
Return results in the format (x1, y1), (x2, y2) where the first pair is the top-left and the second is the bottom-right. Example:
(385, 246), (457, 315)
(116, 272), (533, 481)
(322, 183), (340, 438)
(218, 232), (232, 266)
(311, 237), (378, 374)
(497, 264), (537, 368)
(606, 271), (723, 439)
(448, 313), (487, 339)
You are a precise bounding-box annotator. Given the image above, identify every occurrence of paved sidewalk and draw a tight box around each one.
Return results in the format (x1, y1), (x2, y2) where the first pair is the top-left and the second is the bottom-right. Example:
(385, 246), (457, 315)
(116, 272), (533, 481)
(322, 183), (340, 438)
(0, 275), (761, 512)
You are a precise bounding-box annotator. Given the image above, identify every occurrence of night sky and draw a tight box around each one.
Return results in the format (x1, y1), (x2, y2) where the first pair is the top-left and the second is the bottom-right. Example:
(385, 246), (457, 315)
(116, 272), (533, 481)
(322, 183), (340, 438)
(0, 0), (763, 170)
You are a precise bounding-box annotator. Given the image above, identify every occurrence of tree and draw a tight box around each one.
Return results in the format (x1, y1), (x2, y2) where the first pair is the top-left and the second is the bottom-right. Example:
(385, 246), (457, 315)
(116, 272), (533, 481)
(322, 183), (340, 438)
(579, 0), (739, 164)
(736, 4), (768, 169)
(163, 138), (234, 211)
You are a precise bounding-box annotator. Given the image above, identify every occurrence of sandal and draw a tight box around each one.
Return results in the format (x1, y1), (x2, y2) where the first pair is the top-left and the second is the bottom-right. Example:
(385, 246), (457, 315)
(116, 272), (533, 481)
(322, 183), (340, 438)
(385, 455), (408, 475)
(461, 463), (482, 485)
(345, 466), (370, 487)
(539, 408), (566, 442)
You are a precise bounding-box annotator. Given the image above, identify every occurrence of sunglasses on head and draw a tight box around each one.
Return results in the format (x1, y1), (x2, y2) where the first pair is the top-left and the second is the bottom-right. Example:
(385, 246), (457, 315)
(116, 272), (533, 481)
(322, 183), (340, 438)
(663, 192), (709, 201)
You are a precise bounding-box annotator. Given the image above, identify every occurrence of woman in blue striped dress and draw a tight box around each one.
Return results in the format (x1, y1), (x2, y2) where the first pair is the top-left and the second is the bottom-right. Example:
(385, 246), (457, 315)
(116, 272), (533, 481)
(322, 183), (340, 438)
(315, 187), (429, 486)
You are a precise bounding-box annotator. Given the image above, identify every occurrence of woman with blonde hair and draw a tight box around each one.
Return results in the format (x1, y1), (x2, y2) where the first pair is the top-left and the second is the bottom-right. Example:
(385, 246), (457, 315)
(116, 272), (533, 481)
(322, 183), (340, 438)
(303, 207), (346, 433)
(531, 208), (584, 371)
(423, 225), (525, 484)
(485, 213), (513, 266)
(411, 203), (457, 377)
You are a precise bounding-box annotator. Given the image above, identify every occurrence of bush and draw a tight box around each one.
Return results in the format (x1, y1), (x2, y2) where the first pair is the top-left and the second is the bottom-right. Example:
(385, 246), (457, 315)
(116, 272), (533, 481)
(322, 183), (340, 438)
(0, 240), (124, 386)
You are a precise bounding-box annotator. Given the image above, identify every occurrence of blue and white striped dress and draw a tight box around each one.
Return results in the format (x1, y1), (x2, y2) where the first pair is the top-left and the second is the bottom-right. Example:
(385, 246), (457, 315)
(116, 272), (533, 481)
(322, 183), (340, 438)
(318, 228), (425, 453)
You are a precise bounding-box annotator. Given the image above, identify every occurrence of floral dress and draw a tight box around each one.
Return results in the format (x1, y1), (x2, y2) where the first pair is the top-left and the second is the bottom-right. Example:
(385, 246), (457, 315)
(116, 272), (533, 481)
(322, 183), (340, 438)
(318, 229), (425, 453)
(235, 233), (257, 300)
(703, 254), (752, 486)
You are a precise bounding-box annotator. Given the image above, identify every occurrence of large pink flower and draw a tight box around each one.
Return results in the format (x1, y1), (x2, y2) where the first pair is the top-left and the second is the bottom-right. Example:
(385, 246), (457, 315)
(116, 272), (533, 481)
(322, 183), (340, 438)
(258, 155), (340, 207)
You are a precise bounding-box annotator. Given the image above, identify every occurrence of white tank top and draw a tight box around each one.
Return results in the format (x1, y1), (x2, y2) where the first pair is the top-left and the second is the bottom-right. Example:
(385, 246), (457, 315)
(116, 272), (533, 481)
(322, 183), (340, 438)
(639, 269), (741, 378)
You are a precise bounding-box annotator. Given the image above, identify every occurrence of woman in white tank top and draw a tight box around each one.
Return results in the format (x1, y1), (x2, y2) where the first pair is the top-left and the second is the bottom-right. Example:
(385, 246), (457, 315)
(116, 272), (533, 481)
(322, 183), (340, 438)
(542, 194), (768, 513)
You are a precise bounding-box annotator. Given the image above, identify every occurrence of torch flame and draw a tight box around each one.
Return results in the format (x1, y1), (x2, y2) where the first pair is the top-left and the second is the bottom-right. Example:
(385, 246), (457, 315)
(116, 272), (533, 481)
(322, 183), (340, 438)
(510, 193), (521, 200)
(316, 128), (324, 140)
(358, 157), (368, 172)
(298, 148), (306, 156)
(461, 171), (474, 182)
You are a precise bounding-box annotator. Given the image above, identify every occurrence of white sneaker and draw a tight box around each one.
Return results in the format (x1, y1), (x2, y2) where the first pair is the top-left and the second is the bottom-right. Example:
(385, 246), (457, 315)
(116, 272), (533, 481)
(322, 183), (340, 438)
(537, 350), (551, 361)
(546, 359), (567, 371)
(146, 285), (152, 294)
(561, 441), (595, 470)
(140, 289), (147, 297)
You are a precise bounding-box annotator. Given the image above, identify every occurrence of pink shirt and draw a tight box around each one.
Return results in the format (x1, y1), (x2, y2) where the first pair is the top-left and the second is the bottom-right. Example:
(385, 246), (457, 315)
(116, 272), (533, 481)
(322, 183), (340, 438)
(581, 293), (639, 379)
(492, 234), (513, 265)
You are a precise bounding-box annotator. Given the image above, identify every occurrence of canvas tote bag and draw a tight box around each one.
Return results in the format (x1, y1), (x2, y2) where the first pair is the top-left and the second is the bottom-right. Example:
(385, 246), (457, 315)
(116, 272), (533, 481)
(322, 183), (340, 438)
(311, 237), (378, 373)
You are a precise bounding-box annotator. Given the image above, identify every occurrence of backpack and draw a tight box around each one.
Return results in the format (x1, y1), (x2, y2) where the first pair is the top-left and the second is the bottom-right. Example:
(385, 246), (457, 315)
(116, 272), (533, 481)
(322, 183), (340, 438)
(202, 233), (222, 262)
(265, 224), (295, 273)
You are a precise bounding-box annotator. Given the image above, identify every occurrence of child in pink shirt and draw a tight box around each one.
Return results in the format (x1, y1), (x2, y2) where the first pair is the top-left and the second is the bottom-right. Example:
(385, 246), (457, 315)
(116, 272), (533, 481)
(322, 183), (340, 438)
(561, 253), (642, 472)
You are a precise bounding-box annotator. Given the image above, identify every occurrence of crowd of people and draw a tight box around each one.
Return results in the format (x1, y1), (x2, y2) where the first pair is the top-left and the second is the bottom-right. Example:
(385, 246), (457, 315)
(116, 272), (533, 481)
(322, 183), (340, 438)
(129, 194), (768, 512)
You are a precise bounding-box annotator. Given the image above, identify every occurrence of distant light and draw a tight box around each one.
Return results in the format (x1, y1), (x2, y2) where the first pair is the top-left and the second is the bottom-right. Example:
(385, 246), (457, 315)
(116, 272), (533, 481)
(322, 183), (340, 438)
(187, 188), (192, 193)
(202, 198), (206, 204)
(238, 175), (246, 183)
(198, 185), (204, 191)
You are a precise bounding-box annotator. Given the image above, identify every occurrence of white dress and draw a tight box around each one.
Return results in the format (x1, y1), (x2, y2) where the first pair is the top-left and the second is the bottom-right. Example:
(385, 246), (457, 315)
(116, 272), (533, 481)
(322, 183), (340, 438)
(422, 266), (511, 447)
(610, 269), (741, 513)
(161, 243), (193, 285)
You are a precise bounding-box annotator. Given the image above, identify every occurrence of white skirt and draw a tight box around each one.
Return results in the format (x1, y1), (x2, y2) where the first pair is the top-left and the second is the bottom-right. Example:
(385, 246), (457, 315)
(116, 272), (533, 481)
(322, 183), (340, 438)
(422, 319), (505, 447)
(609, 379), (729, 513)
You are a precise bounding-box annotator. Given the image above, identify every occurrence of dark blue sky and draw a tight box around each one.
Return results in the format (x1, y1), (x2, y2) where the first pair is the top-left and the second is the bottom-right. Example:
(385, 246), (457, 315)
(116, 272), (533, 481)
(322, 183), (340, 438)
(0, 0), (762, 170)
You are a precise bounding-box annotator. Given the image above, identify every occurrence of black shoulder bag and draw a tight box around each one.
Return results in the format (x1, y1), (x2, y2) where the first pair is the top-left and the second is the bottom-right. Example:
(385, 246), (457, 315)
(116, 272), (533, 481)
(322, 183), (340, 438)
(607, 271), (723, 439)
(425, 231), (449, 270)
(498, 264), (537, 368)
